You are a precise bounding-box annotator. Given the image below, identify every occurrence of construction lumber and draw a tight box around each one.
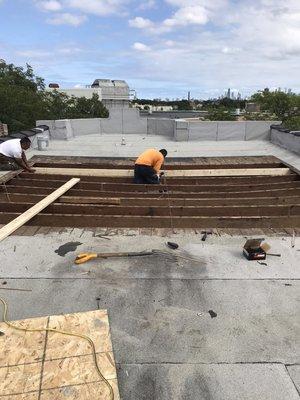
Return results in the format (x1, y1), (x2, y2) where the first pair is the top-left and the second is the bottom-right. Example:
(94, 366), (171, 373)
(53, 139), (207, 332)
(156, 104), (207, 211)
(20, 172), (300, 185)
(1, 193), (300, 207)
(0, 178), (79, 242)
(60, 196), (121, 205)
(0, 170), (21, 184)
(1, 203), (299, 217)
(9, 177), (300, 193)
(33, 161), (284, 170)
(6, 185), (300, 199)
(0, 310), (119, 399)
(0, 212), (299, 228)
(34, 167), (292, 178)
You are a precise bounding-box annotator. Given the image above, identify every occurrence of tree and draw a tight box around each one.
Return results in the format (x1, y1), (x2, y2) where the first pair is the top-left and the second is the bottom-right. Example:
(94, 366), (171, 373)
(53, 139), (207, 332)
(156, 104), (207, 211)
(207, 107), (236, 121)
(251, 90), (292, 120)
(0, 61), (46, 132)
(0, 61), (109, 133)
(283, 116), (300, 131)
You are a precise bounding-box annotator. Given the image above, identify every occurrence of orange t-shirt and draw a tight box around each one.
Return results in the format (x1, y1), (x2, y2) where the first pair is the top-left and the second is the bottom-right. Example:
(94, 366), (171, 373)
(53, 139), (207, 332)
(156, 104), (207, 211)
(135, 149), (164, 172)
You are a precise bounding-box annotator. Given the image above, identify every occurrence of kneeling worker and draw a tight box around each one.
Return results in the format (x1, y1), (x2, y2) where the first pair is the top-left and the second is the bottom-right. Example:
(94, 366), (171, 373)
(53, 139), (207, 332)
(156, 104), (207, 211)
(134, 148), (167, 184)
(0, 137), (35, 172)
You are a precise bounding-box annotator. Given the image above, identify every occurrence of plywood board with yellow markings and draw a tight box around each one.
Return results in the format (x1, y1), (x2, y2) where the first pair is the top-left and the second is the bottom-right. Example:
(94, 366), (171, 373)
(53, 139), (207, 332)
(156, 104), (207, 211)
(0, 310), (119, 399)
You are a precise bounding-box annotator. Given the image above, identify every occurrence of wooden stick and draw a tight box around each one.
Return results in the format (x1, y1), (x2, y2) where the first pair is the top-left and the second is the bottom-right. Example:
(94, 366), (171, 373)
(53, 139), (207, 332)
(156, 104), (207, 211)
(0, 287), (32, 292)
(60, 196), (121, 205)
(0, 178), (80, 242)
(34, 167), (291, 178)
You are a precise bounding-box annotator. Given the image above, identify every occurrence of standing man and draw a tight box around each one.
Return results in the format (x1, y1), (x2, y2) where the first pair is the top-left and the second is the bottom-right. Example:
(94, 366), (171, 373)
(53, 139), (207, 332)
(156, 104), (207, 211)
(134, 148), (167, 184)
(0, 137), (35, 172)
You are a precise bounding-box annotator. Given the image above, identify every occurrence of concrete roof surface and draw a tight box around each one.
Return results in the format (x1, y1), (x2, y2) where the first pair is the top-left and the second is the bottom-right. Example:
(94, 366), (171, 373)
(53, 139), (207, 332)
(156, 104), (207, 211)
(0, 136), (299, 399)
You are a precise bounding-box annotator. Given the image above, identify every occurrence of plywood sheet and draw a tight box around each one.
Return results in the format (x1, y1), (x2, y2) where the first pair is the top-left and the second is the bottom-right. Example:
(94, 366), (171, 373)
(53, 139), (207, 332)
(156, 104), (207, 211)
(40, 380), (120, 399)
(0, 362), (41, 395)
(0, 310), (119, 399)
(0, 316), (48, 366)
(46, 310), (112, 359)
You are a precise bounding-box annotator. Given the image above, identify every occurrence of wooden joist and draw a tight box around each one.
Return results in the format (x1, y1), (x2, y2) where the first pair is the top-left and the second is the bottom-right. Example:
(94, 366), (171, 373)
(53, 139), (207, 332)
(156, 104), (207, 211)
(1, 193), (300, 207)
(20, 172), (300, 185)
(0, 178), (80, 242)
(8, 177), (300, 193)
(0, 212), (299, 229)
(0, 156), (299, 230)
(34, 167), (292, 178)
(5, 185), (300, 199)
(0, 202), (299, 217)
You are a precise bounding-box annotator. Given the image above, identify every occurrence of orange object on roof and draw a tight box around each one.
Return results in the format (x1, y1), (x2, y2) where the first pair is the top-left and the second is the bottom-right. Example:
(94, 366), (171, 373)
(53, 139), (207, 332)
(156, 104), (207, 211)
(135, 149), (164, 172)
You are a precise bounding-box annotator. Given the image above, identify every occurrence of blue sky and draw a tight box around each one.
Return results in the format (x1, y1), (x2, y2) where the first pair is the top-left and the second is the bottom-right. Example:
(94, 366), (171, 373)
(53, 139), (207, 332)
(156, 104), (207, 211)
(0, 0), (299, 99)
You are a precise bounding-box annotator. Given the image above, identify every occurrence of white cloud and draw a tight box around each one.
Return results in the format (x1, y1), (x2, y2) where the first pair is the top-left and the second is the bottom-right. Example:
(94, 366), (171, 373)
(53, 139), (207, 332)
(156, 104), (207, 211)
(163, 5), (208, 27)
(165, 40), (175, 46)
(125, 0), (300, 97)
(222, 47), (240, 55)
(36, 0), (62, 11)
(47, 12), (87, 26)
(16, 50), (53, 58)
(67, 0), (127, 16)
(16, 46), (83, 59)
(132, 42), (151, 51)
(130, 0), (226, 34)
(129, 16), (154, 28)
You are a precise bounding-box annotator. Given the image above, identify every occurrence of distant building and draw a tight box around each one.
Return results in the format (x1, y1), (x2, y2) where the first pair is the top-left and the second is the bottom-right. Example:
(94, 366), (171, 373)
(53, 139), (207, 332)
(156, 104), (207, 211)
(245, 102), (260, 113)
(47, 79), (131, 109)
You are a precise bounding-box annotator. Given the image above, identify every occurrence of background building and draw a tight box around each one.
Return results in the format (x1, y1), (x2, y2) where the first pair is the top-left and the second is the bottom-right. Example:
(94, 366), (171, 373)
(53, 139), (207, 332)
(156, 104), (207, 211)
(48, 79), (131, 109)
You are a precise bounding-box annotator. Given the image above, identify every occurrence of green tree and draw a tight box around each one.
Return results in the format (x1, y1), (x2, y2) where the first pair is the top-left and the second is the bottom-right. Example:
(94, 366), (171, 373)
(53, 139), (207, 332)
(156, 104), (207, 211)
(251, 90), (292, 120)
(0, 61), (46, 132)
(283, 116), (300, 131)
(207, 107), (236, 121)
(0, 61), (109, 133)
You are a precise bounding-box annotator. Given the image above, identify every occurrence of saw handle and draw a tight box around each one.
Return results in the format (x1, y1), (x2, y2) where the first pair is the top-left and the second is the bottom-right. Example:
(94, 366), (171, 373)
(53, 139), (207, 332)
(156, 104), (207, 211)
(75, 251), (153, 264)
(75, 253), (98, 264)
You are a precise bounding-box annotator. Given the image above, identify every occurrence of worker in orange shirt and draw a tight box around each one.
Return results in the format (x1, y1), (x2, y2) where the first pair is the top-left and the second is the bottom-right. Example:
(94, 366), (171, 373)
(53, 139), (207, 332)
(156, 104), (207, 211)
(134, 148), (168, 184)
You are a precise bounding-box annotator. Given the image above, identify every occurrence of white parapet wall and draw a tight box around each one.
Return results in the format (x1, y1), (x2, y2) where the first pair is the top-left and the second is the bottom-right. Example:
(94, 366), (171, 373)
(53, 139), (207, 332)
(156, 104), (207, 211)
(175, 120), (279, 141)
(37, 109), (176, 139)
(37, 111), (279, 142)
(270, 128), (300, 155)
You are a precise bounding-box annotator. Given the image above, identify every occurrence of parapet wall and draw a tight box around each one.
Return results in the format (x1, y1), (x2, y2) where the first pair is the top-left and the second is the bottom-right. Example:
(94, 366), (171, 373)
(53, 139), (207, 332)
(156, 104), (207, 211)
(37, 110), (278, 142)
(270, 128), (300, 155)
(175, 120), (279, 141)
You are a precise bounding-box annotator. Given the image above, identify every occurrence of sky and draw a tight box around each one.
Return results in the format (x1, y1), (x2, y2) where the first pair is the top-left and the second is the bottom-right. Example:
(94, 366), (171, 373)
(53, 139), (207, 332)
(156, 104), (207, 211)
(0, 0), (300, 99)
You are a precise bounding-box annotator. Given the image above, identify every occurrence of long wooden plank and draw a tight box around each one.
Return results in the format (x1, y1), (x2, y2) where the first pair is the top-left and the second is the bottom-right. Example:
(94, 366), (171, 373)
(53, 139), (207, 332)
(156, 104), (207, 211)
(34, 167), (291, 178)
(20, 172), (299, 185)
(0, 212), (299, 228)
(0, 178), (80, 242)
(6, 185), (300, 199)
(8, 178), (300, 193)
(2, 193), (300, 207)
(1, 202), (299, 217)
(0, 170), (21, 184)
(30, 154), (281, 165)
(32, 161), (285, 170)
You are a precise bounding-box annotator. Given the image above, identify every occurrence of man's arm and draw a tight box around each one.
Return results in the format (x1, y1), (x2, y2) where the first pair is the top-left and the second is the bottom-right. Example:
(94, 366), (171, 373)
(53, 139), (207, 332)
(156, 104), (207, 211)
(13, 152), (35, 173)
(153, 158), (164, 173)
(21, 151), (35, 172)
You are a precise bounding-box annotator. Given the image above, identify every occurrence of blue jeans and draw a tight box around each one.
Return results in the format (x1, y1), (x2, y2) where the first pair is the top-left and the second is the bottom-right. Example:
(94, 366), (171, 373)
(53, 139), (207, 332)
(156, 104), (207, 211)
(134, 164), (159, 184)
